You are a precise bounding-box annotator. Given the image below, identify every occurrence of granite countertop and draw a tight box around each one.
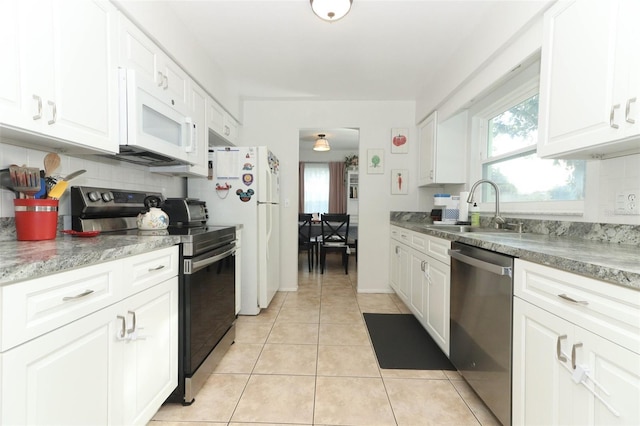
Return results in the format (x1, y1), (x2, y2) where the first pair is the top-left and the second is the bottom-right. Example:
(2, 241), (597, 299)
(391, 220), (640, 291)
(0, 234), (180, 286)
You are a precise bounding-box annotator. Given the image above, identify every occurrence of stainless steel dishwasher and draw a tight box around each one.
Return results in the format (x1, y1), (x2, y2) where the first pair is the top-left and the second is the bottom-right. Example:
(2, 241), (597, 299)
(448, 242), (514, 426)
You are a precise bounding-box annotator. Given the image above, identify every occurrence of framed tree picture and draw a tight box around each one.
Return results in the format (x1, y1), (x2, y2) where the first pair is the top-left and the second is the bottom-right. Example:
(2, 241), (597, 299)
(367, 149), (384, 174)
(391, 169), (408, 194)
(391, 128), (408, 154)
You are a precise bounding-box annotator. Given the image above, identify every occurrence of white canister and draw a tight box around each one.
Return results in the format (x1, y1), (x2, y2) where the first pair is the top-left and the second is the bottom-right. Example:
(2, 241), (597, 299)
(459, 191), (470, 221)
(434, 193), (451, 206)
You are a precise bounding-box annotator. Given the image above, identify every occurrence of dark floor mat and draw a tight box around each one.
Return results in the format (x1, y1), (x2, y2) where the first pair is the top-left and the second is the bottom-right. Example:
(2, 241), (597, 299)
(364, 313), (456, 370)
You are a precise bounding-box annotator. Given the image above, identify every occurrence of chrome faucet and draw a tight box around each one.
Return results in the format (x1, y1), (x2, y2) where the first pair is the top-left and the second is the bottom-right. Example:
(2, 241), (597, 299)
(467, 179), (506, 227)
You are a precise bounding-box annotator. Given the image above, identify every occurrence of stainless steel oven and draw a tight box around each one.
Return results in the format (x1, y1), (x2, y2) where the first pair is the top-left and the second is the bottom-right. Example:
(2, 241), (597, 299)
(180, 229), (236, 404)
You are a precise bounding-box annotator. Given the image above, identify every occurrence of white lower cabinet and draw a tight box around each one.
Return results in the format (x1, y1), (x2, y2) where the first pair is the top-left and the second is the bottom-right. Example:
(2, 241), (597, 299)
(121, 278), (178, 425)
(513, 259), (640, 425)
(389, 225), (451, 355)
(0, 246), (179, 426)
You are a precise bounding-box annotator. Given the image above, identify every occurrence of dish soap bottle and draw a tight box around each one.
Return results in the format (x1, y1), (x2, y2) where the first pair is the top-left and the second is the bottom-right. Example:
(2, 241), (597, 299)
(470, 202), (480, 227)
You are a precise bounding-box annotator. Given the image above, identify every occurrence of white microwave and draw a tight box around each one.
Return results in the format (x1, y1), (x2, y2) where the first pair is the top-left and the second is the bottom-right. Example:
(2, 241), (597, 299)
(117, 68), (196, 166)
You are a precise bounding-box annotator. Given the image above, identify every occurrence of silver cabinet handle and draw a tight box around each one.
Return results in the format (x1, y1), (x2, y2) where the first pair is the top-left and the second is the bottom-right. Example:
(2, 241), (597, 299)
(556, 334), (568, 362)
(625, 97), (636, 124)
(420, 260), (426, 272)
(558, 293), (589, 306)
(47, 100), (56, 125)
(32, 94), (42, 120)
(429, 170), (434, 179)
(610, 104), (620, 128)
(148, 264), (165, 271)
(163, 75), (168, 89)
(62, 289), (94, 301)
(394, 246), (399, 255)
(224, 125), (230, 136)
(571, 342), (583, 369)
(126, 310), (136, 334)
(117, 315), (126, 339)
(157, 71), (164, 86)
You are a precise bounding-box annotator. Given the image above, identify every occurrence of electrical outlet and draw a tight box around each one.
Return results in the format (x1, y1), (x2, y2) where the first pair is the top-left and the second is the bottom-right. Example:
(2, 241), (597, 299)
(614, 190), (640, 215)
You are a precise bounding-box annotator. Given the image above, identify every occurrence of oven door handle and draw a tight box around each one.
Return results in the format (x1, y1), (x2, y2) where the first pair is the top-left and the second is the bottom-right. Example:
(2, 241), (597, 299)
(448, 249), (512, 277)
(188, 247), (236, 274)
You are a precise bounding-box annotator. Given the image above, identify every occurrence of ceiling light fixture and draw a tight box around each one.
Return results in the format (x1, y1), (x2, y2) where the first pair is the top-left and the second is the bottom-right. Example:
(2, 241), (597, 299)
(313, 134), (331, 152)
(310, 0), (353, 22)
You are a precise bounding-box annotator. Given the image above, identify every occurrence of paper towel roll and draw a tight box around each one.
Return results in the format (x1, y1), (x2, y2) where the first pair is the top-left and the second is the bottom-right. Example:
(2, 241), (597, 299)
(459, 191), (470, 222)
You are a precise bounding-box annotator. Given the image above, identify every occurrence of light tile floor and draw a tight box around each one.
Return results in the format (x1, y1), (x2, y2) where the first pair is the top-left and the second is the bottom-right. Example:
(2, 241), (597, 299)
(150, 253), (501, 426)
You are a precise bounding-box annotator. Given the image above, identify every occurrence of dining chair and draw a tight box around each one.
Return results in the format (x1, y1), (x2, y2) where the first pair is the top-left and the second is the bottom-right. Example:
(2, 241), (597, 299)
(298, 213), (314, 272)
(319, 213), (350, 274)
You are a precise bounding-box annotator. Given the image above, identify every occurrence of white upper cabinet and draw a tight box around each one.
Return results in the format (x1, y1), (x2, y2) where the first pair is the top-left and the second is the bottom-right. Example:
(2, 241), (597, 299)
(117, 13), (190, 116)
(0, 0), (119, 154)
(207, 95), (239, 146)
(418, 110), (467, 186)
(538, 0), (640, 159)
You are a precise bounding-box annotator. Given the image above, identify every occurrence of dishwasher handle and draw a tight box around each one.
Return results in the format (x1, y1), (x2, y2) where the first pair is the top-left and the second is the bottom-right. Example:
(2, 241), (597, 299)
(448, 249), (512, 277)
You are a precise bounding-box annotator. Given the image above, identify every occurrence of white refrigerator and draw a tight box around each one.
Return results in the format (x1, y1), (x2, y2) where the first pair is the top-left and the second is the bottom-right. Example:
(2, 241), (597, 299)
(189, 146), (280, 315)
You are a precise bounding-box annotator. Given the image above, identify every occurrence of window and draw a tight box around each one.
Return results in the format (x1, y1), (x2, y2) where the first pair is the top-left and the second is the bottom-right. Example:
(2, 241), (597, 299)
(477, 88), (585, 208)
(303, 163), (329, 213)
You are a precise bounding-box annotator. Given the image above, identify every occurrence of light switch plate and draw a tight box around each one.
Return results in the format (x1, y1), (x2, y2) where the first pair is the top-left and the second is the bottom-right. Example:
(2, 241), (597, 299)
(614, 190), (640, 215)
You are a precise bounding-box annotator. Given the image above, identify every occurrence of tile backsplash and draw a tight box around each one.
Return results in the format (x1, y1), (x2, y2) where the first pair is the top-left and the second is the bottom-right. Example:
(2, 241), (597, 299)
(0, 141), (184, 219)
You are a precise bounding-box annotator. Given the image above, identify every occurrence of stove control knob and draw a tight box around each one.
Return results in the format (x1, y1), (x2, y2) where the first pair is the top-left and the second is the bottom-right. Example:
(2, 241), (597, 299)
(88, 191), (101, 202)
(101, 192), (114, 202)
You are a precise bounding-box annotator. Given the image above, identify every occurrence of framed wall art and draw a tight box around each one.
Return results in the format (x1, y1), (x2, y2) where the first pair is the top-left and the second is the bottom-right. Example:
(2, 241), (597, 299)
(367, 149), (384, 174)
(391, 128), (408, 154)
(391, 169), (408, 194)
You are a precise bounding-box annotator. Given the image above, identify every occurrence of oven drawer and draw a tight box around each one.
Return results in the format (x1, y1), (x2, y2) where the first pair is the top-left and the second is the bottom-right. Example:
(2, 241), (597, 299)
(0, 261), (123, 352)
(122, 246), (179, 296)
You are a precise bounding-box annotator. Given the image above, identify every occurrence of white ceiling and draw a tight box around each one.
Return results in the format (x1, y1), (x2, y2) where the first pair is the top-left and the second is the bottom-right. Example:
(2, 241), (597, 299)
(164, 0), (513, 102)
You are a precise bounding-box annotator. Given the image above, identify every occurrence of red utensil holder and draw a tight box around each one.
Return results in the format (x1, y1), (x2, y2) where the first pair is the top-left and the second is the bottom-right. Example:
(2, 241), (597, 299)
(14, 199), (59, 241)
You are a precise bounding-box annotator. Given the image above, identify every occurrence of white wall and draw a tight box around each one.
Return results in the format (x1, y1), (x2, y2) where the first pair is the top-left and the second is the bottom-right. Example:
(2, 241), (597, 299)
(242, 101), (417, 293)
(0, 140), (184, 219)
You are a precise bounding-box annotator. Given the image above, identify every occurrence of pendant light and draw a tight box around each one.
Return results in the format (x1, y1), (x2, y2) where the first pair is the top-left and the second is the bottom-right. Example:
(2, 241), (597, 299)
(313, 134), (331, 151)
(310, 0), (353, 22)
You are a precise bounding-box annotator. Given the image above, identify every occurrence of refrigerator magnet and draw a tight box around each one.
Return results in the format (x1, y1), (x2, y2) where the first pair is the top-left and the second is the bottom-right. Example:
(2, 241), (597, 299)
(242, 174), (254, 186)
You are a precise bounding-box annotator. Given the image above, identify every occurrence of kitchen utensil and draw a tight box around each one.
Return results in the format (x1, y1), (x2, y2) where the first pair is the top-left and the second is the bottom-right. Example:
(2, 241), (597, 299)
(0, 169), (20, 197)
(43, 153), (60, 177)
(136, 196), (169, 230)
(62, 230), (101, 237)
(9, 165), (41, 198)
(46, 169), (86, 199)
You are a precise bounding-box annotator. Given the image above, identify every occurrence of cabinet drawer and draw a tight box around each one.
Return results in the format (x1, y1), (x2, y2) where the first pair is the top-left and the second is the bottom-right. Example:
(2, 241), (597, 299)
(410, 232), (427, 252)
(514, 259), (640, 353)
(427, 236), (451, 265)
(122, 246), (179, 296)
(390, 226), (411, 245)
(0, 261), (122, 352)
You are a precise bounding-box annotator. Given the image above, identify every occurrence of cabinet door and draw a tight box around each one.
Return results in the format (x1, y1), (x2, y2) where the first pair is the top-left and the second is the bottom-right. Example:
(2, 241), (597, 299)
(206, 96), (225, 137)
(389, 240), (400, 292)
(0, 304), (121, 426)
(572, 327), (640, 425)
(48, 0), (118, 153)
(537, 0), (620, 158)
(418, 111), (436, 186)
(122, 277), (178, 425)
(118, 13), (160, 84)
(397, 243), (410, 301)
(157, 52), (190, 116)
(409, 251), (426, 320)
(0, 0), (25, 126)
(512, 297), (575, 426)
(425, 258), (450, 356)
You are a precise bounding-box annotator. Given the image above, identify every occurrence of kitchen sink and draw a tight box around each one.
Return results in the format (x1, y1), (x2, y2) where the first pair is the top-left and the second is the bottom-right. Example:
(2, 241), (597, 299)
(424, 224), (517, 234)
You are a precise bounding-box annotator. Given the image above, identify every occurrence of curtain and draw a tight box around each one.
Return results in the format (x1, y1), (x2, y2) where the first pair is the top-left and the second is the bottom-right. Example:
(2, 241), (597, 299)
(302, 163), (330, 214)
(328, 161), (346, 213)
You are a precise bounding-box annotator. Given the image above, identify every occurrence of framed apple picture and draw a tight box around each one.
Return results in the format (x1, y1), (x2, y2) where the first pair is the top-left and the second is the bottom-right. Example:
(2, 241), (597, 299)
(391, 128), (408, 154)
